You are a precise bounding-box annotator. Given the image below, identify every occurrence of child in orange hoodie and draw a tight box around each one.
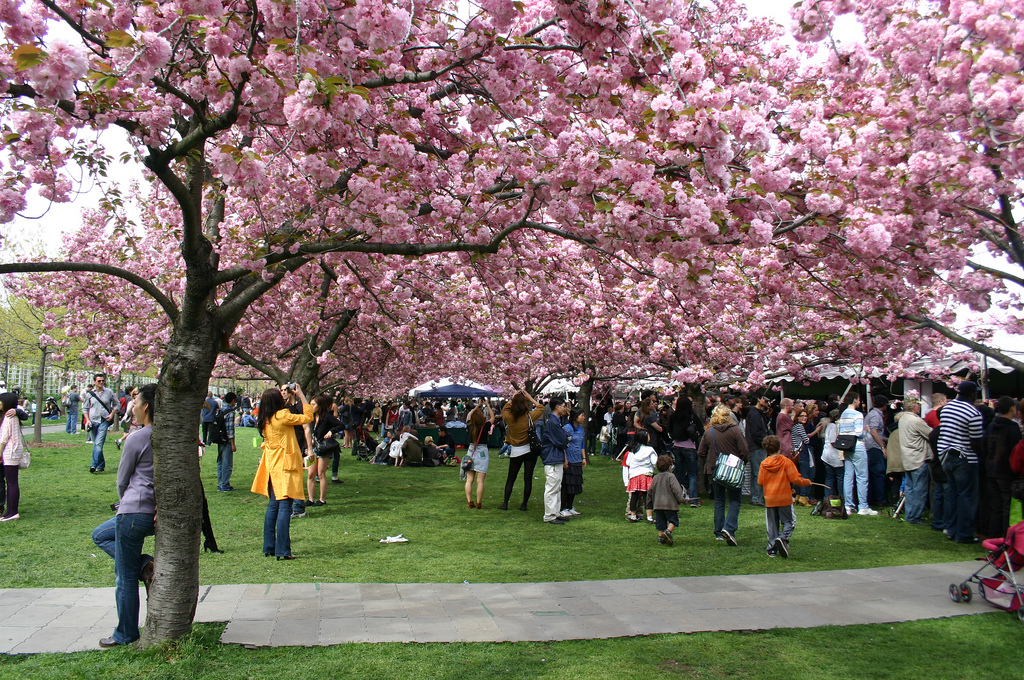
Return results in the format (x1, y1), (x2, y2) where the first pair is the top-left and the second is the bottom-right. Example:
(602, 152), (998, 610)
(758, 435), (811, 558)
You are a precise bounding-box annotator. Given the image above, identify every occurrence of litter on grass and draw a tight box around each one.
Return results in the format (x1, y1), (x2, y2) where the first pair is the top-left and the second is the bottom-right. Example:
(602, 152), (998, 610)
(380, 534), (409, 543)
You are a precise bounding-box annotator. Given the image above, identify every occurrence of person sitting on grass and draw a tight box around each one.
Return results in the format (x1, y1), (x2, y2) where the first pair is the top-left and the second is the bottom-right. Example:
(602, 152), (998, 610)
(646, 455), (689, 545)
(757, 434), (811, 559)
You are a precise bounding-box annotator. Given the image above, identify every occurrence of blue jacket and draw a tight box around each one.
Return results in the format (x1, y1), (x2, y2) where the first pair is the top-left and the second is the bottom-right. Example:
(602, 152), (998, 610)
(541, 412), (568, 465)
(563, 423), (585, 464)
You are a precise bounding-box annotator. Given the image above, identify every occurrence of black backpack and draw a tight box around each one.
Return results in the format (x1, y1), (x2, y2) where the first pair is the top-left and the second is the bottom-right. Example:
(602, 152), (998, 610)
(210, 408), (232, 445)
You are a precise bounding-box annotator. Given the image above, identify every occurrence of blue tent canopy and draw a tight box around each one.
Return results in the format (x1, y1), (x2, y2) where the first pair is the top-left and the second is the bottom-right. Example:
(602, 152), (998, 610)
(415, 383), (498, 399)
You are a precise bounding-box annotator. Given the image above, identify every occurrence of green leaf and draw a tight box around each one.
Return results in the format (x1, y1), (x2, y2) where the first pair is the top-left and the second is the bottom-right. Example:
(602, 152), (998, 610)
(105, 30), (136, 49)
(594, 201), (614, 212)
(13, 44), (47, 71)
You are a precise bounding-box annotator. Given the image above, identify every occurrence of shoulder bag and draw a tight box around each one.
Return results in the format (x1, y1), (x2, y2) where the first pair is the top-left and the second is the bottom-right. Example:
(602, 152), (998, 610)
(17, 425), (31, 469)
(709, 429), (744, 490)
(832, 434), (858, 451)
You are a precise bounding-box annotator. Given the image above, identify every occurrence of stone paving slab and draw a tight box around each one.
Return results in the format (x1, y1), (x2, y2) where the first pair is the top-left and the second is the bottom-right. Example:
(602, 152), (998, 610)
(0, 561), (998, 653)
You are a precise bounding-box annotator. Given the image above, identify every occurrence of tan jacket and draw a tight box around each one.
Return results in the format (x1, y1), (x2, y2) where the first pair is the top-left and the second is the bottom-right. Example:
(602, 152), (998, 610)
(501, 404), (546, 446)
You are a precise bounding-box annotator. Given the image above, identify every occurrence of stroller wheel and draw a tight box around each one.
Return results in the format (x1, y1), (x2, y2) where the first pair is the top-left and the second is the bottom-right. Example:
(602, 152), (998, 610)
(949, 583), (961, 603)
(959, 583), (972, 603)
(1017, 608), (1024, 623)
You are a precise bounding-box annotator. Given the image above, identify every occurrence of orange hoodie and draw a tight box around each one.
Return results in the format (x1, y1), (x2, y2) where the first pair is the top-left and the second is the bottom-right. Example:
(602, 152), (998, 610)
(758, 454), (811, 508)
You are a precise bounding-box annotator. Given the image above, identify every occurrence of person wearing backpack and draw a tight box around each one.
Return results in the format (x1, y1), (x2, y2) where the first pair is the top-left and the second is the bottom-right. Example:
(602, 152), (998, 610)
(215, 392), (238, 492)
(669, 395), (703, 509)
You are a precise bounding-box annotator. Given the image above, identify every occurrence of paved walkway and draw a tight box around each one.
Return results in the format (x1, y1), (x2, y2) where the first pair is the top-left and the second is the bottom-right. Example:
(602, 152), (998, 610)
(0, 561), (993, 653)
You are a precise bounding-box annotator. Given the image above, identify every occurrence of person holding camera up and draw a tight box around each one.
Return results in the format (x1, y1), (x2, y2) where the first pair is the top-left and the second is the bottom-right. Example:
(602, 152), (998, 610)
(251, 383), (313, 560)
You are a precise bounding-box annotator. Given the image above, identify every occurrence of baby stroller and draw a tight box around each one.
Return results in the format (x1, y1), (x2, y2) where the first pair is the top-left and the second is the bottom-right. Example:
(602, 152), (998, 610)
(352, 425), (377, 461)
(949, 520), (1024, 621)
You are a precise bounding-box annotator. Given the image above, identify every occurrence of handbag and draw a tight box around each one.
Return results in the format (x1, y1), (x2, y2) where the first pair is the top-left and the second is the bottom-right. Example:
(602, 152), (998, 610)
(17, 426), (31, 470)
(314, 437), (340, 457)
(463, 416), (486, 471)
(708, 429), (744, 489)
(527, 414), (544, 457)
(832, 434), (858, 451)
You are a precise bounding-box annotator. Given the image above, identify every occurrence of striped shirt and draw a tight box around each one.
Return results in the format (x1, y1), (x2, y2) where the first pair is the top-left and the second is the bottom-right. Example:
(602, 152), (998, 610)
(935, 399), (983, 464)
(838, 407), (867, 454)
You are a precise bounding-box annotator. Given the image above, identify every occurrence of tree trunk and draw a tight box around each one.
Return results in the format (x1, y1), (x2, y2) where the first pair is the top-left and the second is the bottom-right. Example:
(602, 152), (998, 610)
(687, 384), (706, 422)
(33, 347), (46, 444)
(289, 341), (322, 396)
(577, 375), (594, 430)
(141, 323), (219, 645)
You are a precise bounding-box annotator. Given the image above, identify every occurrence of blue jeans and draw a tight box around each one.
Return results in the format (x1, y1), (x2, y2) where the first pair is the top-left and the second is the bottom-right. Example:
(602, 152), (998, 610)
(798, 446), (814, 498)
(824, 464), (845, 498)
(92, 513), (155, 644)
(932, 478), (953, 531)
(748, 447), (767, 505)
(904, 466), (930, 523)
(843, 449), (869, 511)
(867, 447), (888, 506)
(263, 482), (293, 557)
(941, 455), (978, 542)
(712, 481), (741, 537)
(217, 443), (233, 490)
(673, 446), (699, 501)
(90, 419), (111, 470)
(65, 409), (78, 434)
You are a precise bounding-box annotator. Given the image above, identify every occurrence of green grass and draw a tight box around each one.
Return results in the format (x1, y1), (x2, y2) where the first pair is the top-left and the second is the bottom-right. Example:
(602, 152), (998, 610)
(1, 431), (986, 588)
(2, 615), (1022, 679)
(3, 431), (1020, 677)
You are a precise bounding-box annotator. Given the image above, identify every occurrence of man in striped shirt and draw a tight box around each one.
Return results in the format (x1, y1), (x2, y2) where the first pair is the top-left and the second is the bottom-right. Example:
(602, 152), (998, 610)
(936, 381), (985, 544)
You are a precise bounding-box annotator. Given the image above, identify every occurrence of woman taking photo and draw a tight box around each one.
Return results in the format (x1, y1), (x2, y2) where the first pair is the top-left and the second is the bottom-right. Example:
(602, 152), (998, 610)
(498, 389), (546, 511)
(90, 383), (157, 647)
(251, 384), (313, 560)
(464, 399), (494, 508)
(308, 394), (343, 507)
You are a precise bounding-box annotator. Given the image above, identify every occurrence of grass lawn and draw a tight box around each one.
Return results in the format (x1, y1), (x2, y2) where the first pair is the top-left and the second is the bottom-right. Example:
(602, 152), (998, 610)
(0, 431), (986, 588)
(1, 615), (1021, 680)
(3, 431), (1015, 679)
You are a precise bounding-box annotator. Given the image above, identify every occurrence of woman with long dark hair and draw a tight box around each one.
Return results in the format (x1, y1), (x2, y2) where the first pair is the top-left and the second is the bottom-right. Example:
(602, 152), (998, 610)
(251, 384), (313, 560)
(669, 395), (702, 507)
(0, 392), (26, 521)
(498, 390), (545, 511)
(308, 394), (343, 507)
(464, 399), (494, 508)
(91, 383), (157, 647)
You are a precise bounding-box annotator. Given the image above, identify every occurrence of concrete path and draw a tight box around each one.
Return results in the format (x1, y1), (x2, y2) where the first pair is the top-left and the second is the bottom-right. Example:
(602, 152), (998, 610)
(0, 561), (995, 653)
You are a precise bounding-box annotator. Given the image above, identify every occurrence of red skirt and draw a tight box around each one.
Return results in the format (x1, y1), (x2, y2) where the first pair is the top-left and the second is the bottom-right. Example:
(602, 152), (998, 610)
(627, 474), (653, 493)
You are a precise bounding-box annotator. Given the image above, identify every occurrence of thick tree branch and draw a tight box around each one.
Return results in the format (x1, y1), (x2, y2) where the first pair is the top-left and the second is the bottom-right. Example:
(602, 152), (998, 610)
(902, 314), (1024, 373)
(966, 259), (1024, 289)
(225, 344), (287, 384)
(0, 261), (180, 324)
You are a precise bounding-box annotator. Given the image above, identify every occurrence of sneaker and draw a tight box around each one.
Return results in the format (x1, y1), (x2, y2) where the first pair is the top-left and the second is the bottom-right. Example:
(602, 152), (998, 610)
(845, 507), (856, 515)
(646, 517), (655, 524)
(774, 537), (789, 558)
(657, 535), (667, 544)
(721, 529), (737, 546)
(767, 548), (778, 557)
(331, 477), (342, 484)
(291, 510), (306, 519)
(115, 439), (122, 450)
(628, 515), (639, 523)
(544, 518), (566, 525)
(664, 529), (673, 546)
(90, 467), (96, 474)
(715, 535), (725, 541)
(0, 514), (19, 522)
(857, 508), (879, 516)
(568, 508), (581, 516)
(558, 509), (573, 518)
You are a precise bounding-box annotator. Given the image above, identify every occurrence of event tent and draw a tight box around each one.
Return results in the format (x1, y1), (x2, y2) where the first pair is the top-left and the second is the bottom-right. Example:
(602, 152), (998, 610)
(414, 383), (499, 399)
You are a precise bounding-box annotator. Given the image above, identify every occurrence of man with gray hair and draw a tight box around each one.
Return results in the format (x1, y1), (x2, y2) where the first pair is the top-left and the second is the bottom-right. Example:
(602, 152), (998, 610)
(897, 396), (933, 525)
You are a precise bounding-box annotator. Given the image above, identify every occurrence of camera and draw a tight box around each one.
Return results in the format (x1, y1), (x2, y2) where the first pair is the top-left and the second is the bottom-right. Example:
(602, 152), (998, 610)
(285, 382), (297, 391)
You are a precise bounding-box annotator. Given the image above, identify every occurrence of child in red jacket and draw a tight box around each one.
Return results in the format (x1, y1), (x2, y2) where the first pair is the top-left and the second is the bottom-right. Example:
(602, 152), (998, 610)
(758, 435), (811, 558)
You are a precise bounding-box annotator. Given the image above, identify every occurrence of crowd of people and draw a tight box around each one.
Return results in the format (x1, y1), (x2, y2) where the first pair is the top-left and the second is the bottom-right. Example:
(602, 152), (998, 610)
(5, 375), (1024, 648)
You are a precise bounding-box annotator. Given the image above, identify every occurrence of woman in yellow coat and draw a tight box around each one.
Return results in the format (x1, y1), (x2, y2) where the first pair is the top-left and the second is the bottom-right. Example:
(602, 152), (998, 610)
(252, 384), (313, 560)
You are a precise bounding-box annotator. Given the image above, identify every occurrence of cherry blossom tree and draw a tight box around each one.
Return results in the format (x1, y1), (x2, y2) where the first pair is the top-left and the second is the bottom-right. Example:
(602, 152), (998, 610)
(782, 0), (1024, 372)
(0, 0), (804, 643)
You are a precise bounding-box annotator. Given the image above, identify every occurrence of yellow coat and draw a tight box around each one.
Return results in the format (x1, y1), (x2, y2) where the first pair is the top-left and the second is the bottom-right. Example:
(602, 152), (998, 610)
(251, 405), (314, 500)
